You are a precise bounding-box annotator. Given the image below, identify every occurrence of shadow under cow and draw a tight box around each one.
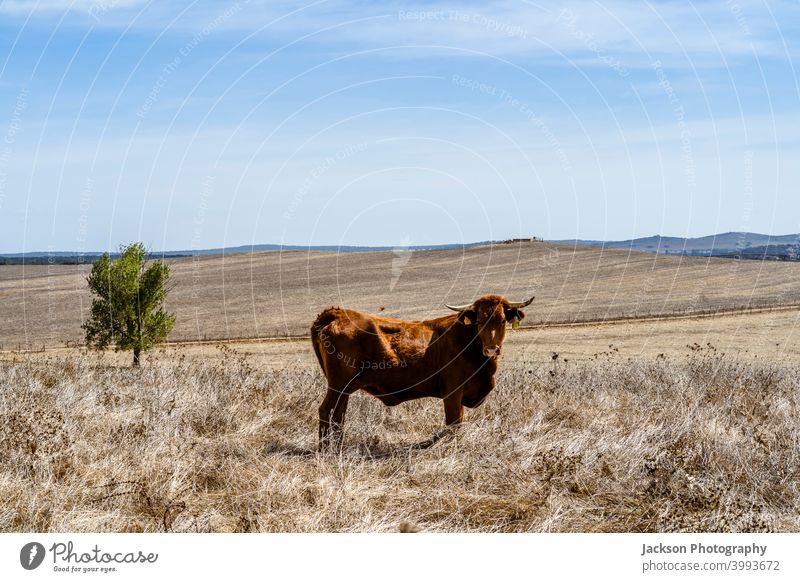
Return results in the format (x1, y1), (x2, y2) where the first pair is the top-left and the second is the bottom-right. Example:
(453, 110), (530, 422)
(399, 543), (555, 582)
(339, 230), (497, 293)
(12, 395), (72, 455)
(261, 429), (456, 460)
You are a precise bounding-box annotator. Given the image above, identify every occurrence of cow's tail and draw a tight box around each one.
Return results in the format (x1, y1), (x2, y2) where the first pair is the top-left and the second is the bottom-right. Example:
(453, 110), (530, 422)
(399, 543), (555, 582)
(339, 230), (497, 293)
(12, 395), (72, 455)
(310, 308), (338, 380)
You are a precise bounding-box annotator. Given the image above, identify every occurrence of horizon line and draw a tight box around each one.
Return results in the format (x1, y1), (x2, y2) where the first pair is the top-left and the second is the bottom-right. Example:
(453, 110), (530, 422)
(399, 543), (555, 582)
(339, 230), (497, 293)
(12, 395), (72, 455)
(2, 231), (800, 257)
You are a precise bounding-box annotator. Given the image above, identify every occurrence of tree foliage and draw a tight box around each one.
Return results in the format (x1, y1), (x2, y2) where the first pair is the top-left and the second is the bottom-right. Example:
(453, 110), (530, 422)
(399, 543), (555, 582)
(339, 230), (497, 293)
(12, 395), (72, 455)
(82, 243), (176, 365)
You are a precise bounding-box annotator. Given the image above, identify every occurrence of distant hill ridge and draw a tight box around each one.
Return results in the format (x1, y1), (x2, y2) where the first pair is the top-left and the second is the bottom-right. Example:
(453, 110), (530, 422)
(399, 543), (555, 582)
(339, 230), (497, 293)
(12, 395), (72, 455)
(0, 241), (492, 264)
(2, 233), (799, 264)
(553, 232), (800, 257)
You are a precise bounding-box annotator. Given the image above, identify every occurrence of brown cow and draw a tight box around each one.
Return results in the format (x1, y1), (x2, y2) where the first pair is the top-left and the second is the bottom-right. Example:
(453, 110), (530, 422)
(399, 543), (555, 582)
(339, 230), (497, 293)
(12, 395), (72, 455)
(311, 294), (534, 450)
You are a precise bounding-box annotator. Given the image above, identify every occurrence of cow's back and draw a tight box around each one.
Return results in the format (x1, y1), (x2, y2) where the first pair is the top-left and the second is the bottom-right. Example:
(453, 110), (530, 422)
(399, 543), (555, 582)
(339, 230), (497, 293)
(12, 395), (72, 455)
(311, 307), (491, 404)
(311, 308), (400, 380)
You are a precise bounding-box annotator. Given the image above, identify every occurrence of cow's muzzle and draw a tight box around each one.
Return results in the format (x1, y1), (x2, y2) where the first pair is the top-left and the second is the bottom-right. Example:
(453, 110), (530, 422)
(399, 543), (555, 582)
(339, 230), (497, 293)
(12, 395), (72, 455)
(483, 346), (501, 358)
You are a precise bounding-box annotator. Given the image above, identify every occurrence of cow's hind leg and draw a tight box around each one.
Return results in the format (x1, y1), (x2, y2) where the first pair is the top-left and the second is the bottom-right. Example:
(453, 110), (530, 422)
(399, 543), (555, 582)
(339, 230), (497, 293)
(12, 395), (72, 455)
(318, 386), (352, 452)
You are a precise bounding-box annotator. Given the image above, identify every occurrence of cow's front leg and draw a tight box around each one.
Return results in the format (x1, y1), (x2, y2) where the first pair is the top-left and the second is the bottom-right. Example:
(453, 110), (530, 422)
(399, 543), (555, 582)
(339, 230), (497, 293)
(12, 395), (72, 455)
(318, 388), (350, 452)
(408, 392), (463, 451)
(443, 391), (464, 427)
(408, 392), (463, 449)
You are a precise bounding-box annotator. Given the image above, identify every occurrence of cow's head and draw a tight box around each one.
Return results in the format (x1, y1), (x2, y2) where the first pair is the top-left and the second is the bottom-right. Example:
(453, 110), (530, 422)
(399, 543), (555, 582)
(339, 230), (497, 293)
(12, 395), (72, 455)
(446, 294), (535, 358)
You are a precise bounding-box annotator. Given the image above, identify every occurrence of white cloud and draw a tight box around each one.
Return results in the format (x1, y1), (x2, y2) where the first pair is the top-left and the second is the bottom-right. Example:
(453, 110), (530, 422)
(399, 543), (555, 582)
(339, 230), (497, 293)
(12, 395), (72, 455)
(3, 1), (797, 65)
(234, 1), (800, 64)
(0, 0), (144, 16)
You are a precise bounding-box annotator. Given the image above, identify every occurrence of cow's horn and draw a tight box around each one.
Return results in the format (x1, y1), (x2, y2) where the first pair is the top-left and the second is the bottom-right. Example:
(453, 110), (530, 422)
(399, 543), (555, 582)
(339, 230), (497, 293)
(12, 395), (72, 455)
(507, 295), (535, 308)
(445, 302), (473, 311)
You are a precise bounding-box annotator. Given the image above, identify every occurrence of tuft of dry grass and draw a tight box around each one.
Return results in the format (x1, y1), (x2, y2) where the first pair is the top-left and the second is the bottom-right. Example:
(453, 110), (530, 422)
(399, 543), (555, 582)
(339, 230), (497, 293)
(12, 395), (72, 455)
(1, 349), (798, 532)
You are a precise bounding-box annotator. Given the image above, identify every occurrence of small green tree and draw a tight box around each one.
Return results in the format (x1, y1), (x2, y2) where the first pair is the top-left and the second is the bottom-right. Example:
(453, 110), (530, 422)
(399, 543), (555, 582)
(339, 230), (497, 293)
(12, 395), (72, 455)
(83, 243), (176, 366)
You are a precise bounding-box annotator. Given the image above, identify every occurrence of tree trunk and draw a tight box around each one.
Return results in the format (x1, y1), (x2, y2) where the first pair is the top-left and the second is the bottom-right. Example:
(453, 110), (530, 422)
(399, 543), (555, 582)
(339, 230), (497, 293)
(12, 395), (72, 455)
(133, 347), (141, 367)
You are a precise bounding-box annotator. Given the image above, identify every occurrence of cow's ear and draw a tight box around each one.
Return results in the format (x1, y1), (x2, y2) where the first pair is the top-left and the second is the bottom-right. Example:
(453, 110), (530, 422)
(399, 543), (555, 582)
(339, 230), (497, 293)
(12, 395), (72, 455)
(505, 307), (526, 322)
(458, 309), (476, 325)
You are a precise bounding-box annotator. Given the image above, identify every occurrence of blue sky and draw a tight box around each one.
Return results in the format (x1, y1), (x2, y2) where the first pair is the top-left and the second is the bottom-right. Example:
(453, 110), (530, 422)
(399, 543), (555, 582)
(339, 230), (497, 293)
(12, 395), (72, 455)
(0, 0), (798, 252)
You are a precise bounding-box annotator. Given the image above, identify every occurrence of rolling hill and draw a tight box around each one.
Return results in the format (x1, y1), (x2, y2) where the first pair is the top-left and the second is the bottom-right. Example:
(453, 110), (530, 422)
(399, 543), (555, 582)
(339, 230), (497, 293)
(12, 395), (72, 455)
(2, 240), (800, 348)
(554, 232), (800, 257)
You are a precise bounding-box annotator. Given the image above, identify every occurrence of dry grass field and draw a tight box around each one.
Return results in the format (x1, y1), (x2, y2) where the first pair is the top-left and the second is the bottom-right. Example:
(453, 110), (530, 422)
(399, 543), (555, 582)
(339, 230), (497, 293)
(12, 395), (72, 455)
(1, 244), (800, 533)
(3, 242), (800, 348)
(1, 346), (798, 533)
